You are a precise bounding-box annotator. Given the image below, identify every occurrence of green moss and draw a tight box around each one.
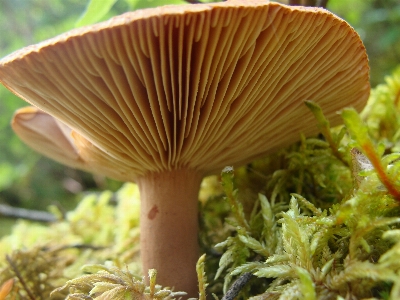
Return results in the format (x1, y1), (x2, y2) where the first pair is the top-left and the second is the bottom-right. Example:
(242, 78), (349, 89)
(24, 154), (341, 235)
(1, 67), (400, 299)
(209, 66), (400, 299)
(0, 184), (142, 299)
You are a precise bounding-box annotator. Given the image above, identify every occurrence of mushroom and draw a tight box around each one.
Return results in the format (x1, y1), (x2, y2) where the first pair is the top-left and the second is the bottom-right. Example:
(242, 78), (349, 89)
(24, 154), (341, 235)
(12, 106), (135, 182)
(0, 1), (369, 296)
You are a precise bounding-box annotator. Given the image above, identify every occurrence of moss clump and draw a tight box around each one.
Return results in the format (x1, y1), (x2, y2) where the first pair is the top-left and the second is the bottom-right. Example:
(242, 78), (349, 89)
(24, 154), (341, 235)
(210, 66), (400, 299)
(0, 184), (142, 299)
(1, 67), (400, 299)
(51, 265), (185, 300)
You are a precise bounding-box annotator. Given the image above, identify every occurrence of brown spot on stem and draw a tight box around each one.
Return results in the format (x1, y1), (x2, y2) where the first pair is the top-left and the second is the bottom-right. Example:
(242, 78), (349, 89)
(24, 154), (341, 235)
(147, 205), (159, 220)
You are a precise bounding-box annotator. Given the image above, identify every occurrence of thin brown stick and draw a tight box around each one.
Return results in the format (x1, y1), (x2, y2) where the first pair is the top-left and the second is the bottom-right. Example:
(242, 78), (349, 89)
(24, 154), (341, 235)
(221, 272), (253, 300)
(6, 255), (36, 300)
(53, 244), (106, 251)
(0, 204), (56, 222)
(222, 255), (263, 300)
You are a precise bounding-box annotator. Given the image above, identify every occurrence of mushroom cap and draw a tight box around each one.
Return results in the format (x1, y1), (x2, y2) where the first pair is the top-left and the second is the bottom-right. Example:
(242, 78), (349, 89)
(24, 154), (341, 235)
(0, 0), (369, 180)
(12, 107), (135, 182)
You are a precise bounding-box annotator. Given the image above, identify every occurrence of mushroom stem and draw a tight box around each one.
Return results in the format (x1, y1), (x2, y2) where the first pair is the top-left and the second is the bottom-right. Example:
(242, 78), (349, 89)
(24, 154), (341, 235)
(137, 169), (203, 297)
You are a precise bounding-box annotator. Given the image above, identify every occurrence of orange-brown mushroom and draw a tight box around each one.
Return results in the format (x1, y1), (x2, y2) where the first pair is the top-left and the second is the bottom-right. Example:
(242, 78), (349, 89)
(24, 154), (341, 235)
(12, 106), (135, 182)
(1, 1), (369, 296)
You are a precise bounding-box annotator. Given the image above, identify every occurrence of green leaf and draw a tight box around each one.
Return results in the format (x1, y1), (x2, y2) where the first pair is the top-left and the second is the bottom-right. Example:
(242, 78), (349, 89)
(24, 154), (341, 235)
(305, 100), (330, 129)
(259, 194), (273, 224)
(382, 153), (400, 165)
(196, 254), (208, 300)
(148, 269), (157, 296)
(342, 108), (370, 145)
(221, 166), (235, 194)
(296, 267), (316, 300)
(265, 254), (290, 265)
(221, 167), (250, 231)
(231, 262), (264, 276)
(238, 234), (269, 257)
(320, 259), (334, 280)
(215, 247), (234, 280)
(305, 100), (347, 164)
(76, 0), (118, 28)
(254, 265), (293, 278)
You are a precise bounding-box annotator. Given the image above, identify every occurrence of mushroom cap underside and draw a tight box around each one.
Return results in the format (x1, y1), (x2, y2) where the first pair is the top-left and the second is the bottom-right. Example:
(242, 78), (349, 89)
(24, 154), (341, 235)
(12, 106), (135, 182)
(0, 0), (369, 180)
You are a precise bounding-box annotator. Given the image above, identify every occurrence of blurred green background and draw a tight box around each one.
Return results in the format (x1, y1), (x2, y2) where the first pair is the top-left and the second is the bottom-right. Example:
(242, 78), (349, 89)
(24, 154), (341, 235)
(0, 0), (399, 227)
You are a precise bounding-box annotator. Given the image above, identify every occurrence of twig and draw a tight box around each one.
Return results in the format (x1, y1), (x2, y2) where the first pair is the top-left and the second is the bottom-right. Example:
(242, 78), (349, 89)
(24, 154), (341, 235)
(53, 244), (106, 251)
(6, 255), (36, 300)
(221, 272), (253, 300)
(0, 204), (56, 222)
